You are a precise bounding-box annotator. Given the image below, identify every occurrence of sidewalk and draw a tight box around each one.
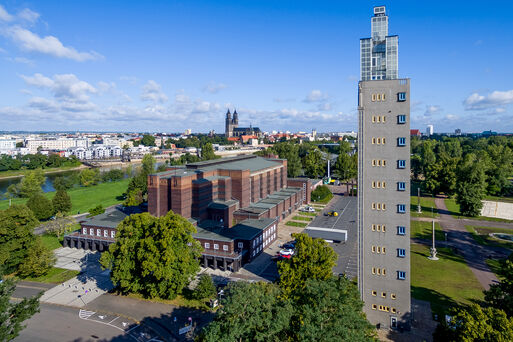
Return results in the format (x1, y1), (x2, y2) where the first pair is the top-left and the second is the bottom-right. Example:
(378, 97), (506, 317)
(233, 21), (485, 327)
(434, 197), (498, 290)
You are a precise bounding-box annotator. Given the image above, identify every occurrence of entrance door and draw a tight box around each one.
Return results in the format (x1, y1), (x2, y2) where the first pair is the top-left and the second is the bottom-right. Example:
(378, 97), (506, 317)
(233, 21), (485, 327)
(390, 316), (398, 329)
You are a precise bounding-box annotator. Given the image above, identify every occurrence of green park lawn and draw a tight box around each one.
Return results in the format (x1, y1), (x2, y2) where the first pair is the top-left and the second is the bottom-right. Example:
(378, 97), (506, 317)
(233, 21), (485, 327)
(292, 215), (313, 222)
(298, 212), (317, 217)
(40, 234), (63, 250)
(311, 193), (333, 204)
(444, 198), (513, 223)
(410, 220), (445, 241)
(410, 195), (439, 218)
(22, 267), (80, 284)
(285, 221), (308, 228)
(465, 226), (513, 251)
(411, 243), (484, 318)
(0, 178), (130, 214)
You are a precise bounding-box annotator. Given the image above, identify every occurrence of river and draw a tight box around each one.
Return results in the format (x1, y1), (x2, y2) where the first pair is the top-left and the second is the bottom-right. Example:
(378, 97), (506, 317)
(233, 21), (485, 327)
(0, 162), (163, 196)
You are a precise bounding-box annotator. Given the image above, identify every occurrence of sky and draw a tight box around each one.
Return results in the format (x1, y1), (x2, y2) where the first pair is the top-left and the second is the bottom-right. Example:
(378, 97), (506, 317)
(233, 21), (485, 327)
(0, 0), (512, 134)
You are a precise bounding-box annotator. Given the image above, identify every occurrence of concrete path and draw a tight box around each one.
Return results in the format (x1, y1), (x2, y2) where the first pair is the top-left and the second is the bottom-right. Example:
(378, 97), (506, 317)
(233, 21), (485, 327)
(434, 197), (499, 290)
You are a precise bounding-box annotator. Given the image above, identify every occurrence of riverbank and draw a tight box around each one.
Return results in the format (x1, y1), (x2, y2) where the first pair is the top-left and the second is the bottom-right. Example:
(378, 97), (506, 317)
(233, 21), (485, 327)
(0, 165), (89, 180)
(0, 178), (130, 214)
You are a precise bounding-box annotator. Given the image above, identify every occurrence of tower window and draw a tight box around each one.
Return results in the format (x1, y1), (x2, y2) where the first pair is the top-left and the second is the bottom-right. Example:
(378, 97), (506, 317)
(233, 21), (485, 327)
(397, 271), (406, 280)
(397, 248), (406, 257)
(397, 115), (406, 124)
(397, 182), (406, 191)
(397, 160), (406, 169)
(397, 137), (406, 146)
(397, 226), (406, 235)
(397, 204), (406, 213)
(398, 92), (407, 102)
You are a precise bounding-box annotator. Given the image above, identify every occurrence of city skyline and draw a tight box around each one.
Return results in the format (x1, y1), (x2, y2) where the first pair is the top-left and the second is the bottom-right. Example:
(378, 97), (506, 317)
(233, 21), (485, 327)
(1, 1), (512, 133)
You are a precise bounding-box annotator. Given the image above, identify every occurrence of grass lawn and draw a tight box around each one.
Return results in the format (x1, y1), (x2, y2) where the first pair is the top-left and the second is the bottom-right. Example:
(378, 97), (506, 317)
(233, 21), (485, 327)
(0, 178), (130, 214)
(285, 221), (308, 228)
(0, 165), (83, 179)
(125, 291), (211, 311)
(22, 267), (80, 284)
(410, 196), (439, 218)
(484, 195), (513, 204)
(40, 234), (62, 250)
(292, 215), (313, 221)
(411, 220), (445, 241)
(411, 243), (484, 318)
(297, 212), (317, 217)
(444, 198), (513, 223)
(465, 226), (513, 251)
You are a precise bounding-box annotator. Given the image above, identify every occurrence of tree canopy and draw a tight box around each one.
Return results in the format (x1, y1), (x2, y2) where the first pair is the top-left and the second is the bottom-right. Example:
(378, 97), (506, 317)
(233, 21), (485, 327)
(141, 134), (156, 146)
(52, 190), (72, 214)
(18, 169), (46, 198)
(0, 277), (41, 341)
(26, 193), (54, 221)
(100, 211), (202, 299)
(201, 142), (218, 161)
(278, 233), (337, 300)
(484, 253), (513, 317)
(0, 205), (39, 274)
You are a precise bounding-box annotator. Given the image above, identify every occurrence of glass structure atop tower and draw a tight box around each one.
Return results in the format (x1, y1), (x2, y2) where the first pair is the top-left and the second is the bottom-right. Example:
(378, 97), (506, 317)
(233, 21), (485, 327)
(360, 6), (398, 81)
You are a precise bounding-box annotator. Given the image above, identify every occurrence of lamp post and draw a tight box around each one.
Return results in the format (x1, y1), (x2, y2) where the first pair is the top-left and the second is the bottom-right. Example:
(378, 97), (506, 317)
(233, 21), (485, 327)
(428, 220), (439, 261)
(417, 188), (421, 213)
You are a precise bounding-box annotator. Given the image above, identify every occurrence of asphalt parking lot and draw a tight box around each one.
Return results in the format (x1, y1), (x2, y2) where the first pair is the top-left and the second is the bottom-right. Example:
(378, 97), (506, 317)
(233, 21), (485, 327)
(308, 195), (358, 278)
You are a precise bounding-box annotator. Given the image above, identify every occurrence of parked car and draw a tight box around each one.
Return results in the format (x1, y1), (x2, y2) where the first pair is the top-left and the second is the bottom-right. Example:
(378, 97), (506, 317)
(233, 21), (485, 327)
(279, 248), (294, 259)
(281, 243), (295, 250)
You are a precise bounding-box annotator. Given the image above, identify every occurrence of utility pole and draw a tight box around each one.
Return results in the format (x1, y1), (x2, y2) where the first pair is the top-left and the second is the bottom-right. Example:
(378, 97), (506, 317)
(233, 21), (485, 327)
(428, 220), (439, 260)
(417, 187), (421, 213)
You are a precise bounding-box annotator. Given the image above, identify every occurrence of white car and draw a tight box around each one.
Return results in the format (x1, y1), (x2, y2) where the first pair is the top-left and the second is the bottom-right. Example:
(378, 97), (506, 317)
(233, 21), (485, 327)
(279, 249), (295, 259)
(300, 206), (315, 213)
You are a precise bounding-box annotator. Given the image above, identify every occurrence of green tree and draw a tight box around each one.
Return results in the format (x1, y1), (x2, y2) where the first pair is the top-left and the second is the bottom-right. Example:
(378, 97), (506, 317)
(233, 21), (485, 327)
(124, 188), (144, 207)
(455, 153), (487, 216)
(0, 205), (38, 274)
(0, 277), (41, 341)
(26, 193), (54, 221)
(433, 304), (513, 342)
(310, 185), (332, 202)
(100, 211), (202, 299)
(193, 274), (216, 300)
(141, 153), (156, 176)
(303, 148), (325, 178)
(198, 282), (293, 342)
(141, 134), (156, 146)
(17, 236), (56, 277)
(52, 190), (72, 214)
(486, 144), (513, 195)
(278, 233), (337, 300)
(79, 168), (100, 187)
(19, 169), (45, 198)
(201, 142), (217, 161)
(484, 253), (513, 317)
(87, 204), (105, 217)
(293, 277), (376, 342)
(335, 141), (357, 193)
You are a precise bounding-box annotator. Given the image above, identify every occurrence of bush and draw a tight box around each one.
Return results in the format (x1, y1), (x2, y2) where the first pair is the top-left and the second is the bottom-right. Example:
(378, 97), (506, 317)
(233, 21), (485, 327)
(193, 274), (216, 300)
(80, 168), (100, 187)
(87, 205), (105, 217)
(311, 185), (332, 202)
(26, 193), (54, 220)
(101, 169), (124, 182)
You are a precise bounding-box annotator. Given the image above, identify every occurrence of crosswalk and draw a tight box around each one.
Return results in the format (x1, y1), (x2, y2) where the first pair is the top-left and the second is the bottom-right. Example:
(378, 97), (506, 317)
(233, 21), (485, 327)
(78, 309), (95, 319)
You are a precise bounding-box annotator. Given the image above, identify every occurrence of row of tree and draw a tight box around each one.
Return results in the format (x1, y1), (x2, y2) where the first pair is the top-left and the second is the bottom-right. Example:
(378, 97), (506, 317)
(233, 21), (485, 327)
(412, 136), (513, 216)
(256, 140), (357, 181)
(0, 153), (80, 171)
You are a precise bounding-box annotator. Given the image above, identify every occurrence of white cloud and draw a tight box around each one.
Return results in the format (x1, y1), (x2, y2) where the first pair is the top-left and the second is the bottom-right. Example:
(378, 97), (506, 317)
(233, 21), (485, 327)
(304, 89), (328, 103)
(7, 26), (102, 61)
(17, 8), (40, 23)
(97, 81), (116, 93)
(424, 105), (441, 116)
(5, 56), (34, 66)
(28, 97), (59, 112)
(203, 82), (227, 94)
(0, 5), (13, 22)
(464, 89), (513, 110)
(317, 102), (332, 111)
(141, 80), (168, 103)
(445, 114), (459, 121)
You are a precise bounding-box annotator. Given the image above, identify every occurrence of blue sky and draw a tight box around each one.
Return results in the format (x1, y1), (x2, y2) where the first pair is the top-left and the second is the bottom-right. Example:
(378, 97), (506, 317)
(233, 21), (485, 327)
(0, 0), (512, 133)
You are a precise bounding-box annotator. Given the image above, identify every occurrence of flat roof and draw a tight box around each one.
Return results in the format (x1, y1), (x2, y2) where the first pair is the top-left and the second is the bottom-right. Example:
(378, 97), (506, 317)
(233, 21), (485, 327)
(194, 218), (276, 242)
(81, 206), (143, 229)
(207, 200), (239, 210)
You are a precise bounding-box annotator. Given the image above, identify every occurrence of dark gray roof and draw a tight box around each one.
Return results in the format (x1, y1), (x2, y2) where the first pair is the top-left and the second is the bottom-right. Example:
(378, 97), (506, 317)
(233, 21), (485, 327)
(194, 218), (276, 242)
(207, 200), (239, 210)
(81, 207), (143, 229)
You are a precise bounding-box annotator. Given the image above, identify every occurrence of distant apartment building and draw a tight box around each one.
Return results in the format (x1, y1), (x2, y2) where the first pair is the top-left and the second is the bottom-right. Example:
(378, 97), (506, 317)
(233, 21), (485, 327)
(426, 125), (434, 136)
(358, 6), (411, 330)
(26, 138), (89, 154)
(0, 139), (17, 151)
(64, 145), (122, 160)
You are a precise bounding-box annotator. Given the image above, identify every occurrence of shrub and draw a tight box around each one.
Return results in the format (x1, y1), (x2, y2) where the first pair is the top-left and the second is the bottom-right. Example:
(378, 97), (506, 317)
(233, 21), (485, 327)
(311, 185), (332, 202)
(193, 274), (216, 300)
(87, 204), (105, 217)
(52, 190), (72, 214)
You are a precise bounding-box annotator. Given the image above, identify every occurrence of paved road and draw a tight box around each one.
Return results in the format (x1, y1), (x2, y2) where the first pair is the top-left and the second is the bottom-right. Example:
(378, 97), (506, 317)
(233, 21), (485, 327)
(434, 197), (499, 290)
(308, 195), (358, 278)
